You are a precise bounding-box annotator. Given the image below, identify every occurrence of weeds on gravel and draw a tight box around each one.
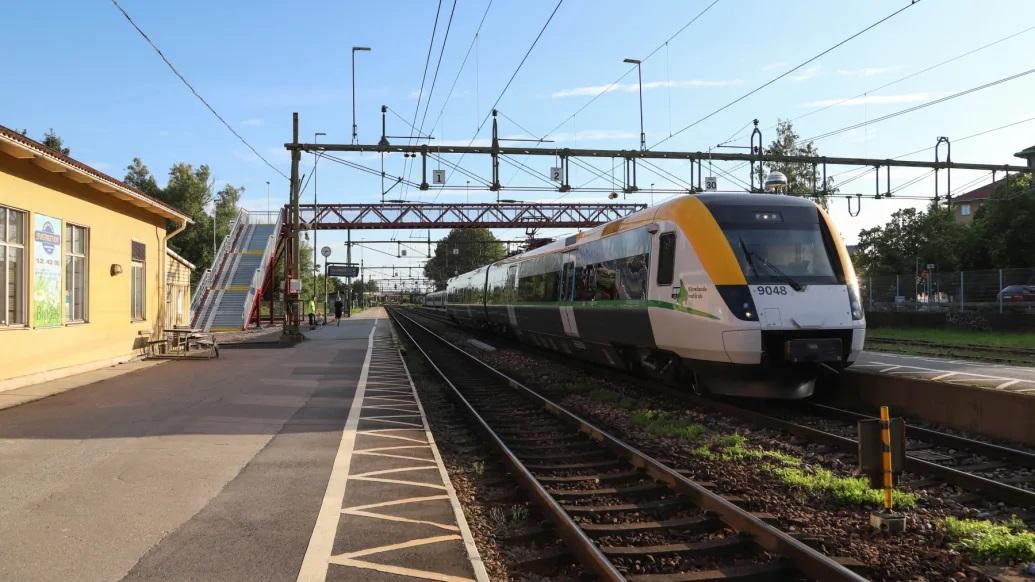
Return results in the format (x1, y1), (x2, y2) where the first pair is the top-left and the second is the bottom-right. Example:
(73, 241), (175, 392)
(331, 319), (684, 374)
(941, 516), (1035, 564)
(471, 460), (486, 476)
(771, 465), (918, 509)
(631, 409), (707, 440)
(587, 387), (639, 409)
(489, 504), (530, 532)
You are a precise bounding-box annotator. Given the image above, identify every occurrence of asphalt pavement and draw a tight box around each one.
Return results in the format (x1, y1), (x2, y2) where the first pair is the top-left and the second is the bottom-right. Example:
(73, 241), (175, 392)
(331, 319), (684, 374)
(0, 319), (374, 581)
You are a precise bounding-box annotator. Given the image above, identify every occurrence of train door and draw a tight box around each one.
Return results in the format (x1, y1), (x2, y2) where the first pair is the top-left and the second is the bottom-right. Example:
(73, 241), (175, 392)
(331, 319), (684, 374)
(506, 265), (518, 328)
(559, 252), (579, 337)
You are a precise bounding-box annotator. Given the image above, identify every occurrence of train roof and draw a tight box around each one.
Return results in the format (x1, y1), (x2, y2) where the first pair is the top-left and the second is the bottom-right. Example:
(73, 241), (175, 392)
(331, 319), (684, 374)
(446, 192), (819, 285)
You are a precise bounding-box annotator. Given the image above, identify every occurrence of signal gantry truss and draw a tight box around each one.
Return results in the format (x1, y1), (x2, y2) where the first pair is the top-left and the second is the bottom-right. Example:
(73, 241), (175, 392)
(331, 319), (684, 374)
(297, 202), (647, 230)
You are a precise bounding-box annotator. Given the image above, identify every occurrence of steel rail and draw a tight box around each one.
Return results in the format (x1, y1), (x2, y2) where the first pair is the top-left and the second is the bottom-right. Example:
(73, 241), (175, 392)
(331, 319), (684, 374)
(696, 398), (1035, 509)
(803, 402), (1035, 470)
(389, 307), (866, 582)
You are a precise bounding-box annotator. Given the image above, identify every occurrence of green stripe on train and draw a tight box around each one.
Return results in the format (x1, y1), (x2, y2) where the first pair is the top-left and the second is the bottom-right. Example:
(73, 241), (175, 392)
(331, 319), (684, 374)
(455, 299), (719, 320)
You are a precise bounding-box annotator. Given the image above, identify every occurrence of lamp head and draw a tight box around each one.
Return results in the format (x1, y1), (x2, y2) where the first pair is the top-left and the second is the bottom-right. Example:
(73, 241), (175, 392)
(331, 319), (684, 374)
(353, 46), (371, 52)
(623, 58), (641, 64)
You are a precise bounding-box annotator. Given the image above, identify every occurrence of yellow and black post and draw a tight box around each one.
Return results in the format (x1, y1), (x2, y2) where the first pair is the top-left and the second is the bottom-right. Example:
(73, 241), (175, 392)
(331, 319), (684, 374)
(880, 405), (893, 511)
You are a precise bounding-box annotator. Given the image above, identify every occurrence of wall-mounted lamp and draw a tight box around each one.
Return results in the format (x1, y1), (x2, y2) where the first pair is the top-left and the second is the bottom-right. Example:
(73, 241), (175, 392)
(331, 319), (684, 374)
(110, 264), (123, 276)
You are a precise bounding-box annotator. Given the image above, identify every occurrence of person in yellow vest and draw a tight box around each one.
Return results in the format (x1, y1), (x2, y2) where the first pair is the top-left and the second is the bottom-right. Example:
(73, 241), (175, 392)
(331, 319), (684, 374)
(308, 296), (316, 327)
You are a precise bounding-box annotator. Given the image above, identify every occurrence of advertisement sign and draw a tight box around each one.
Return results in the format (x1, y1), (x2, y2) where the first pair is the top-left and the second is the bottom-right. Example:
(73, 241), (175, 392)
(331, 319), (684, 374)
(33, 214), (63, 327)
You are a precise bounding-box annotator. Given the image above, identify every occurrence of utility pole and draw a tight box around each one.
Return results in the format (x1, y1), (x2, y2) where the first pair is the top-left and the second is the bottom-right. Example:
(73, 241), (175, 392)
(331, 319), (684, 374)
(314, 131), (325, 322)
(284, 113), (303, 340)
(624, 58), (645, 151)
(346, 229), (352, 317)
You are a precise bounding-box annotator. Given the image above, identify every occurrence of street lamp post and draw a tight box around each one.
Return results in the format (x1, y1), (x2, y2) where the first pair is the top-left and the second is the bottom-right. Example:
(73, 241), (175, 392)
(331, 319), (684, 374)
(313, 132), (325, 322)
(623, 58), (645, 151)
(352, 47), (371, 144)
(265, 180), (271, 216)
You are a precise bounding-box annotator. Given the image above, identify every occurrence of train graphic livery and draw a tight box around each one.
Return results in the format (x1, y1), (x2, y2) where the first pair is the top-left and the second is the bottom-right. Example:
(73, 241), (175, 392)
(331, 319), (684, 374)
(425, 193), (865, 398)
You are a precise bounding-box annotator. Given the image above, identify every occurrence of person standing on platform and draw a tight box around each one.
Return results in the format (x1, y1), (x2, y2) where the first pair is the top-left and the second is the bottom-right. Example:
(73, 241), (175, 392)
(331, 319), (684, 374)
(334, 296), (344, 326)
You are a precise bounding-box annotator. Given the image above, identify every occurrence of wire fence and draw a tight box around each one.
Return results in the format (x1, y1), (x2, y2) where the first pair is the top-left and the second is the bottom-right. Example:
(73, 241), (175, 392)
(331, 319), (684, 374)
(861, 267), (1035, 313)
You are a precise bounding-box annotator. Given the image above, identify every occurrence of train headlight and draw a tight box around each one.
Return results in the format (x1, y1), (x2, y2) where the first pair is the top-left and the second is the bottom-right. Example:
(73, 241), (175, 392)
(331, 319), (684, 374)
(717, 286), (759, 321)
(848, 284), (864, 321)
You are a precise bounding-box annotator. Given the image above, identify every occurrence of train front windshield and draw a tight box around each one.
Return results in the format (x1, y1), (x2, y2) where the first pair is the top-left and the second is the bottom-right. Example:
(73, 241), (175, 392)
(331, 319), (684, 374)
(714, 207), (845, 286)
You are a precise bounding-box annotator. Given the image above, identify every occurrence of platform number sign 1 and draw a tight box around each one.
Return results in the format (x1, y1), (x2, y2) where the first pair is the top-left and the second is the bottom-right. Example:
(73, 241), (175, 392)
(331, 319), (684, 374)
(550, 166), (562, 182)
(432, 169), (446, 185)
(705, 176), (718, 191)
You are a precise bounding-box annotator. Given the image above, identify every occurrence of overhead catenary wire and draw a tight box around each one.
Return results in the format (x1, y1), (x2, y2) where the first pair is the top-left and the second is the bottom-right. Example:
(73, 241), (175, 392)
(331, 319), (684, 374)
(436, 0), (565, 198)
(804, 66), (1035, 142)
(723, 24), (1035, 145)
(428, 0), (495, 137)
(651, 0), (922, 150)
(540, 0), (722, 141)
(109, 0), (288, 180)
(402, 0), (445, 194)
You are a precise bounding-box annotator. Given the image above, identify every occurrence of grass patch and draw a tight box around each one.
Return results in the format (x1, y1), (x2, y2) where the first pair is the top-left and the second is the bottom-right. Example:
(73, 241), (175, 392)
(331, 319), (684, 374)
(772, 465), (917, 509)
(941, 516), (1035, 564)
(868, 327), (1035, 350)
(631, 409), (707, 440)
(587, 387), (638, 409)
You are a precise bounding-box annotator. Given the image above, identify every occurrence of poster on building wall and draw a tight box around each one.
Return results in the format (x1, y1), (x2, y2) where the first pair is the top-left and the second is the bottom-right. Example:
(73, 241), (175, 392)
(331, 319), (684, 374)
(33, 213), (63, 327)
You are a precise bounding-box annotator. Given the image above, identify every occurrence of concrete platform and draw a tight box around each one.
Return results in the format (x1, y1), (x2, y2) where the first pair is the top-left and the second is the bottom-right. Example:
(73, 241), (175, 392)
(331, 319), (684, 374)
(854, 350), (1035, 395)
(0, 307), (485, 582)
(298, 309), (487, 582)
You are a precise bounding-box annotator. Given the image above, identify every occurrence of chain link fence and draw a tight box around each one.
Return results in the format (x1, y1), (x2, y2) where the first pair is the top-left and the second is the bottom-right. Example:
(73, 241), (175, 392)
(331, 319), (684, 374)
(861, 267), (1035, 313)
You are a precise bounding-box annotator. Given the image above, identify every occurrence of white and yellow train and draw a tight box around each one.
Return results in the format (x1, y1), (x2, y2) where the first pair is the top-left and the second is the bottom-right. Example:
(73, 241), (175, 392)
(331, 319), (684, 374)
(426, 193), (865, 398)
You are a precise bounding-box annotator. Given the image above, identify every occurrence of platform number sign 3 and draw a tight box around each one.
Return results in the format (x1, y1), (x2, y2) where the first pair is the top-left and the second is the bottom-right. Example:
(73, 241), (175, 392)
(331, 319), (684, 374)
(432, 169), (446, 185)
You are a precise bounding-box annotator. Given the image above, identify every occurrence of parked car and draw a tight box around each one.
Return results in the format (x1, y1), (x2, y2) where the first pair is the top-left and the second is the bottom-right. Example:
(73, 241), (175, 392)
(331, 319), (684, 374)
(998, 284), (1035, 311)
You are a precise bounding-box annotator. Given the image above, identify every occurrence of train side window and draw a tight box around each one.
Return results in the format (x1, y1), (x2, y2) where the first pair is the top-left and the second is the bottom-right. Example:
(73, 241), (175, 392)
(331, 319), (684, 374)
(657, 232), (676, 285)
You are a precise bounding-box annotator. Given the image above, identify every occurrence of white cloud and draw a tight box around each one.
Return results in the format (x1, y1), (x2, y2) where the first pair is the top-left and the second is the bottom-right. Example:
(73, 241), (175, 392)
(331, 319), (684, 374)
(805, 92), (941, 107)
(158, 130), (170, 137)
(762, 61), (787, 71)
(836, 66), (904, 77)
(789, 65), (822, 82)
(241, 118), (264, 127)
(551, 78), (741, 98)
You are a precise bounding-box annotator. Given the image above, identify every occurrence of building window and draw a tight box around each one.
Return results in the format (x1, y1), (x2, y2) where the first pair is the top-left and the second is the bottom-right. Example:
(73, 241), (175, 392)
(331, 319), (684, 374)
(0, 206), (26, 327)
(960, 203), (971, 216)
(65, 224), (88, 322)
(131, 241), (145, 321)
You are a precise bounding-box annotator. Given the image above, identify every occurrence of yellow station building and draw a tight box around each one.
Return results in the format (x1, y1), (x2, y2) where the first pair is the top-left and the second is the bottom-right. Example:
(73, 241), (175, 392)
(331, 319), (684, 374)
(0, 124), (190, 391)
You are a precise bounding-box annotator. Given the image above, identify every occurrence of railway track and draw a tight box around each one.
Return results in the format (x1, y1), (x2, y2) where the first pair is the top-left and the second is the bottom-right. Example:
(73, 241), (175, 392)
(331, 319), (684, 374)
(389, 307), (866, 581)
(734, 401), (1035, 512)
(865, 336), (1035, 365)
(412, 306), (1035, 516)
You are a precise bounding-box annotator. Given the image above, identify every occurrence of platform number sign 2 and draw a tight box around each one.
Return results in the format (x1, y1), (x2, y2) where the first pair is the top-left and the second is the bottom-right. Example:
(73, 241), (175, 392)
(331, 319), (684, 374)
(550, 167), (562, 182)
(432, 169), (446, 185)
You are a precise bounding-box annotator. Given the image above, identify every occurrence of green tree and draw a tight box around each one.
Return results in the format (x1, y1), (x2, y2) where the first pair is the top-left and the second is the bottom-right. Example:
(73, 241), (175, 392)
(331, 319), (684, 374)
(41, 129), (70, 156)
(968, 174), (1035, 268)
(159, 163), (215, 283)
(423, 228), (506, 288)
(214, 184), (242, 243)
(855, 204), (968, 275)
(124, 158), (161, 197)
(760, 120), (836, 208)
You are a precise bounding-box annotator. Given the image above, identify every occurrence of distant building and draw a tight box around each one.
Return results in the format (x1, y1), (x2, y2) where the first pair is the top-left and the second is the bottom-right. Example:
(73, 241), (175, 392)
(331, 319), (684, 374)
(952, 144), (1035, 226)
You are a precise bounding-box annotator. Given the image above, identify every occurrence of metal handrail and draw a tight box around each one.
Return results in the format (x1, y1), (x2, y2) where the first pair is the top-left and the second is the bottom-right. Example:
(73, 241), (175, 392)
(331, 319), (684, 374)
(190, 208), (246, 311)
(240, 210), (284, 328)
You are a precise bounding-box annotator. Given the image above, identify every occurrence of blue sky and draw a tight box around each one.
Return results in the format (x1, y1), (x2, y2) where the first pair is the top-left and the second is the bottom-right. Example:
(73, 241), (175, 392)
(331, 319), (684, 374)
(3, 1), (1034, 286)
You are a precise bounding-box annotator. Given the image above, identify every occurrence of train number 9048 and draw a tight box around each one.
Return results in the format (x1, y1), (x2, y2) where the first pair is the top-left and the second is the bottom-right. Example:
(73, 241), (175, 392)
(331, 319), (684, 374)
(756, 285), (789, 296)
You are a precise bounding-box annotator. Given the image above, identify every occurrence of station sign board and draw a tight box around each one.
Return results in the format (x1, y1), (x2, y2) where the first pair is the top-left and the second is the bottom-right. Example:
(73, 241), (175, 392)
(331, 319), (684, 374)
(328, 265), (360, 278)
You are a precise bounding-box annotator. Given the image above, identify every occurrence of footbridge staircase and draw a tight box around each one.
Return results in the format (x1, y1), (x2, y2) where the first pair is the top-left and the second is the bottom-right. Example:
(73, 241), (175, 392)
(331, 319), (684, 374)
(191, 209), (282, 331)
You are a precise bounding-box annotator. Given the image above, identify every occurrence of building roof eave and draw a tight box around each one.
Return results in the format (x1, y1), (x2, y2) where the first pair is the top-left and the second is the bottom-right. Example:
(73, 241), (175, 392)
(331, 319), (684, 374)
(0, 125), (190, 225)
